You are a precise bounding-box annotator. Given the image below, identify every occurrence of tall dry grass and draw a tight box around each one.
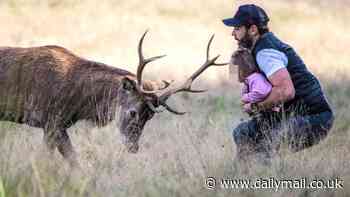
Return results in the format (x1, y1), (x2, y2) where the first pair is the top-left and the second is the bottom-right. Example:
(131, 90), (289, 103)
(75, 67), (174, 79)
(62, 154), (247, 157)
(0, 0), (350, 196)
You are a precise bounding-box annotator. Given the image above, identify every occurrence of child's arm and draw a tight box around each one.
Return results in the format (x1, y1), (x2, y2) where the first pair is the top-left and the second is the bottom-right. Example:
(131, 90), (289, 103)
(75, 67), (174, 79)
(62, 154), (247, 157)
(241, 73), (272, 103)
(240, 83), (250, 104)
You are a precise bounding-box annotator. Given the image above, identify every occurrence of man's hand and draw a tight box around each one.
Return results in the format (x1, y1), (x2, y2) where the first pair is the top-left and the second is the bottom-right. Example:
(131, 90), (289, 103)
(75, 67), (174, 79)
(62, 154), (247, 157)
(243, 103), (252, 113)
(257, 68), (295, 110)
(241, 95), (250, 104)
(242, 103), (260, 116)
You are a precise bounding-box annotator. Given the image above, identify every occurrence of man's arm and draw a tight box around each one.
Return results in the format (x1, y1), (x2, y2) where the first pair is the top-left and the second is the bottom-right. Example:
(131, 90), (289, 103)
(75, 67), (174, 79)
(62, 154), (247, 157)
(256, 68), (295, 110)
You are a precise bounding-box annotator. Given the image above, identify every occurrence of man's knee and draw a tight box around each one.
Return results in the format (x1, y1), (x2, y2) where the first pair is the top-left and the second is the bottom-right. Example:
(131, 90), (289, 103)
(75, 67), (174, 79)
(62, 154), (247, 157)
(322, 110), (334, 133)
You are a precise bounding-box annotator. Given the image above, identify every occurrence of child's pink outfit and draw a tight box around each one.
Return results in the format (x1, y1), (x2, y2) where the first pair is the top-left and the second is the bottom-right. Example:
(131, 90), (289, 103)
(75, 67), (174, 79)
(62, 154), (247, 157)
(241, 72), (280, 112)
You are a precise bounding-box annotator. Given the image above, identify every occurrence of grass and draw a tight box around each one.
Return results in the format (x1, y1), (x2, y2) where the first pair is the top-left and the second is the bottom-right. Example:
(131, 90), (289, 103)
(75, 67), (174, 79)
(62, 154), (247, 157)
(0, 0), (350, 196)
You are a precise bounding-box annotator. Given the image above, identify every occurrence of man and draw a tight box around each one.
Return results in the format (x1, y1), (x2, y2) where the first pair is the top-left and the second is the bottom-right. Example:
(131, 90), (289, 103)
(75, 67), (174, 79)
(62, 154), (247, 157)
(222, 4), (334, 164)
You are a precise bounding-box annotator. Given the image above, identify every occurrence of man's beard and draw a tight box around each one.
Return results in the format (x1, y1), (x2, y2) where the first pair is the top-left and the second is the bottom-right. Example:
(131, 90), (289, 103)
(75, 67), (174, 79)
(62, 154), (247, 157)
(238, 33), (253, 49)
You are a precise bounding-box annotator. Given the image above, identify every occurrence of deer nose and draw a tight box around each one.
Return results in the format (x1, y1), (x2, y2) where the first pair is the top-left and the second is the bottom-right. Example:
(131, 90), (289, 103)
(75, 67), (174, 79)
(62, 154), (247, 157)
(128, 144), (139, 153)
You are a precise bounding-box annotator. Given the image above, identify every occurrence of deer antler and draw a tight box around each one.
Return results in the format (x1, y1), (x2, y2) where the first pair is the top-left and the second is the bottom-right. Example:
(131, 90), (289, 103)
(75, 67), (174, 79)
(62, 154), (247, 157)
(158, 34), (228, 115)
(136, 30), (169, 94)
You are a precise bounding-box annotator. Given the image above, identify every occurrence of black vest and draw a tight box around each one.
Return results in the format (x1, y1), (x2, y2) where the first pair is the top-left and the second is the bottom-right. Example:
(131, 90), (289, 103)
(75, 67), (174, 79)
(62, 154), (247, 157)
(252, 32), (332, 115)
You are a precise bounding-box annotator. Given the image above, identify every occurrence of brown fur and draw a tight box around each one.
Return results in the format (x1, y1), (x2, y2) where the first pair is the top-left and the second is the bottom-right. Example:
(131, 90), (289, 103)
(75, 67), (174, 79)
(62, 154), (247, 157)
(0, 45), (158, 163)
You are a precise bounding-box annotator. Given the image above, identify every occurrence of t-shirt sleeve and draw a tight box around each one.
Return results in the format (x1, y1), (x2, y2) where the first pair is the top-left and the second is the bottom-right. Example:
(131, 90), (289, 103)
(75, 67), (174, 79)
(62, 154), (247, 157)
(256, 49), (288, 77)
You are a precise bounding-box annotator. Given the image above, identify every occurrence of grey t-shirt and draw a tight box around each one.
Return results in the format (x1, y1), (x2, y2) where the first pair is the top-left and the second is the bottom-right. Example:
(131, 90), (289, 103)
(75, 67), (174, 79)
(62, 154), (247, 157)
(256, 48), (288, 77)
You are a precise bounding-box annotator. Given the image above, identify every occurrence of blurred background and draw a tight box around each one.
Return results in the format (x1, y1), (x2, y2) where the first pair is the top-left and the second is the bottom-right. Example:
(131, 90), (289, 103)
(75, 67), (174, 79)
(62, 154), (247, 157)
(0, 0), (350, 196)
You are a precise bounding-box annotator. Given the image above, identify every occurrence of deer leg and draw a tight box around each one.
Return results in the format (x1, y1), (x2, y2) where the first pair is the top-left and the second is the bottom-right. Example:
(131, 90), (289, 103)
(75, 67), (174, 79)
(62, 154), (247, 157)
(43, 127), (79, 167)
(56, 129), (79, 167)
(43, 129), (58, 154)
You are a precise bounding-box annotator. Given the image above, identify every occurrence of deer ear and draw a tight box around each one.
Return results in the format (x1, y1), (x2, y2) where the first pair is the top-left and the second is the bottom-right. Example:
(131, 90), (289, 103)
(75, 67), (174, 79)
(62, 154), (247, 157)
(121, 77), (136, 91)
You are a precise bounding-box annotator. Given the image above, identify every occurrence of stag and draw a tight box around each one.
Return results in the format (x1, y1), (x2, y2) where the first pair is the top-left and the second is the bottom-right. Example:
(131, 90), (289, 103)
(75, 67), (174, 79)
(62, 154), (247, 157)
(0, 31), (226, 165)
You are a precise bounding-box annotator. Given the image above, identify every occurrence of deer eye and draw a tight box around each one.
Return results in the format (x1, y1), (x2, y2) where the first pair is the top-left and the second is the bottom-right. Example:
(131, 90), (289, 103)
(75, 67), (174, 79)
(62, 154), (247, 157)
(121, 78), (136, 92)
(122, 82), (132, 91)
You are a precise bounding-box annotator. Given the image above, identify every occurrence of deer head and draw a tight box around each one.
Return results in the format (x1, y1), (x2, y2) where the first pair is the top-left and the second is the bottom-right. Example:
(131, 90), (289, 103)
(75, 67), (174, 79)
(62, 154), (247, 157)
(117, 31), (227, 153)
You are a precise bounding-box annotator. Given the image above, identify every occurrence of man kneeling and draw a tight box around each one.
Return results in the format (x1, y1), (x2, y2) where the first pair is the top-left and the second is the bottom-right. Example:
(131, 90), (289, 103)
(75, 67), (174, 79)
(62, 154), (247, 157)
(223, 4), (334, 165)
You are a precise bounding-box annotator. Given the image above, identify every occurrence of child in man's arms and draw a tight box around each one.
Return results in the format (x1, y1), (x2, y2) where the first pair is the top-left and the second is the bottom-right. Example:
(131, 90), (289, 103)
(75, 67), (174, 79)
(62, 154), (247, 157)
(230, 47), (280, 115)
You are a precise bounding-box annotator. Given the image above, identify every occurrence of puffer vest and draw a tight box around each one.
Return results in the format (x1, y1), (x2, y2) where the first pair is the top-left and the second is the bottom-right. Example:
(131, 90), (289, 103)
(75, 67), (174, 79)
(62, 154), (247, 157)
(252, 32), (332, 115)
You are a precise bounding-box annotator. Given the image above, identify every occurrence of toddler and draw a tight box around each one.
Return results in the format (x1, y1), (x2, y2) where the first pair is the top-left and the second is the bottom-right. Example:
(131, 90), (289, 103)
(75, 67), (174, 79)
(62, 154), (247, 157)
(230, 47), (280, 114)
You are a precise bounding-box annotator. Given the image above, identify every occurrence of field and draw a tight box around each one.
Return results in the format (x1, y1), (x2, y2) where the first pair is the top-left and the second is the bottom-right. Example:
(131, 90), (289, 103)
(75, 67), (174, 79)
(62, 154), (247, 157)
(0, 0), (350, 196)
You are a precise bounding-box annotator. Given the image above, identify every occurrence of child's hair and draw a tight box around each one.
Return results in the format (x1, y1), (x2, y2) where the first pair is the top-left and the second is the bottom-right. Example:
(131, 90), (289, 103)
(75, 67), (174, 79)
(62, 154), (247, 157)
(230, 47), (259, 82)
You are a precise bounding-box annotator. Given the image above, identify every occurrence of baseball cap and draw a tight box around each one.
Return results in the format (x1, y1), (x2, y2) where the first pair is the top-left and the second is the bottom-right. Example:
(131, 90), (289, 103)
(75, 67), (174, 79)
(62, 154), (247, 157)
(222, 4), (269, 27)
